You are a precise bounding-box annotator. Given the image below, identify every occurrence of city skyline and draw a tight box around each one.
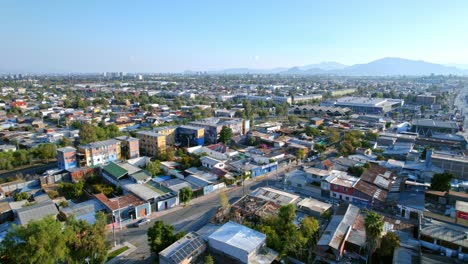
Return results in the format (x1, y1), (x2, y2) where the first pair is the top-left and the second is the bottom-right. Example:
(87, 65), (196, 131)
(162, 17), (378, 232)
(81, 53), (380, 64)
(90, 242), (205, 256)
(2, 0), (468, 73)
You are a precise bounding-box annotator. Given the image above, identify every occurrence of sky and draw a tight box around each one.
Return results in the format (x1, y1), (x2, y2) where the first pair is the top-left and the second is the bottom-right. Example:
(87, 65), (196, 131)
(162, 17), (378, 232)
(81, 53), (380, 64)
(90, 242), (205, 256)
(1, 0), (468, 73)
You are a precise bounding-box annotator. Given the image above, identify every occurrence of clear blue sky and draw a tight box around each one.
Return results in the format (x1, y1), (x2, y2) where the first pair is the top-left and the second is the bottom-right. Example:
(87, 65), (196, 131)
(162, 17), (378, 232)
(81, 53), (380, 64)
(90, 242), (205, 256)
(1, 0), (468, 73)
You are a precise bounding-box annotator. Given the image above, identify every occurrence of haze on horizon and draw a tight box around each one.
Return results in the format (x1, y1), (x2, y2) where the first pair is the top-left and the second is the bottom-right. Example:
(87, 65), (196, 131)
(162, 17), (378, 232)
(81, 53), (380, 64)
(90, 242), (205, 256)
(2, 0), (468, 73)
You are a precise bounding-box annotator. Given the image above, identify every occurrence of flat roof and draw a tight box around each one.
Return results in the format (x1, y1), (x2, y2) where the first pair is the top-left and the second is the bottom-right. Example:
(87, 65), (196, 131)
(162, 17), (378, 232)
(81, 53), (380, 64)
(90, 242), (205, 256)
(421, 219), (468, 248)
(208, 221), (266, 254)
(412, 119), (458, 129)
(249, 187), (300, 206)
(159, 232), (206, 263)
(297, 198), (332, 214)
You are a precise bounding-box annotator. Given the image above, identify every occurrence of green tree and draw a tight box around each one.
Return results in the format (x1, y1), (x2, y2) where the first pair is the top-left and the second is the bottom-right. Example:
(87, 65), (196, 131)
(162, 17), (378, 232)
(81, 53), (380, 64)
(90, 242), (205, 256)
(327, 128), (340, 144)
(364, 211), (384, 262)
(146, 160), (162, 176)
(305, 126), (320, 137)
(179, 187), (193, 206)
(14, 192), (30, 201)
(219, 126), (233, 145)
(296, 149), (305, 164)
(378, 232), (400, 258)
(34, 143), (57, 162)
(59, 181), (84, 199)
(288, 115), (298, 125)
(430, 172), (455, 192)
(0, 216), (67, 264)
(58, 137), (73, 148)
(147, 221), (185, 254)
(204, 255), (214, 264)
(65, 212), (109, 263)
(79, 123), (98, 144)
(314, 143), (326, 153)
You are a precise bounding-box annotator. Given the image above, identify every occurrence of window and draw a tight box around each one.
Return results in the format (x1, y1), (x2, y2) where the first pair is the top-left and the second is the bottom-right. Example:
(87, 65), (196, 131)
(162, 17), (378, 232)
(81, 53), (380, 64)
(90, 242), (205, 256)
(333, 193), (337, 197)
(343, 187), (347, 192)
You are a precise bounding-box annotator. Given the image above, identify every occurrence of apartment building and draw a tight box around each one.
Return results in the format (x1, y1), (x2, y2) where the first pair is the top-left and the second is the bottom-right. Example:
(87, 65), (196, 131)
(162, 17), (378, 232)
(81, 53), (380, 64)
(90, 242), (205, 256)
(77, 139), (122, 167)
(57, 146), (77, 170)
(136, 130), (167, 156)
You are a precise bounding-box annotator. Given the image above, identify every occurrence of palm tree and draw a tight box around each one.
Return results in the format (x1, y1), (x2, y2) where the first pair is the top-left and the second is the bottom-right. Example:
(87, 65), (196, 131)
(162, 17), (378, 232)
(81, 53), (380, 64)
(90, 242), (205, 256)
(364, 211), (384, 263)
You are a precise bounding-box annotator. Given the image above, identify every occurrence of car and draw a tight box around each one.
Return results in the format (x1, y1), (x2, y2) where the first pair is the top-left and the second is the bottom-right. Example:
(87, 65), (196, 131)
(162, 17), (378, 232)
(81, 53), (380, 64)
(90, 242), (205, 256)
(133, 218), (151, 227)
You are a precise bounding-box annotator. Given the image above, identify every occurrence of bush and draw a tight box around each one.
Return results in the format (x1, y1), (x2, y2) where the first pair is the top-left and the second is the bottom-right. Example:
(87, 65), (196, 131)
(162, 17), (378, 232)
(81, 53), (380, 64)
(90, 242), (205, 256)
(14, 192), (30, 201)
(47, 190), (59, 199)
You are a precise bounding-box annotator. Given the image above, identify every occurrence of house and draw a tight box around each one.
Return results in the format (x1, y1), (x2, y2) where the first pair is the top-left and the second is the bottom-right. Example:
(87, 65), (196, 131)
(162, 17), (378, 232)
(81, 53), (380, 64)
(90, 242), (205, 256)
(77, 139), (122, 167)
(297, 198), (332, 218)
(207, 221), (278, 264)
(317, 204), (366, 262)
(159, 232), (207, 264)
(200, 156), (224, 169)
(94, 193), (151, 224)
(101, 162), (129, 186)
(16, 200), (59, 226)
(59, 199), (106, 224)
(249, 187), (300, 206)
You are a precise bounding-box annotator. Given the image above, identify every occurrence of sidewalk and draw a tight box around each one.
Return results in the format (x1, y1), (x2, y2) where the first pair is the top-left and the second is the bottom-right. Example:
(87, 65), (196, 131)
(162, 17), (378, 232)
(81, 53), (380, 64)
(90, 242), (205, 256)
(106, 241), (137, 264)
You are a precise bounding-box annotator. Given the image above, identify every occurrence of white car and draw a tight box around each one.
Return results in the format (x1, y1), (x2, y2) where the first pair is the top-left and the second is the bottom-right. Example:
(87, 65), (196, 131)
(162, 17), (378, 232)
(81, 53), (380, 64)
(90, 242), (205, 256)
(133, 218), (151, 227)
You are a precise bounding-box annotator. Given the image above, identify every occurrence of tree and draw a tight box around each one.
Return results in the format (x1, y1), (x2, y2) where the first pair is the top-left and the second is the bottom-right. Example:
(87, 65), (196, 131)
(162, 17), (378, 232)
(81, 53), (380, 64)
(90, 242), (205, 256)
(305, 126), (320, 137)
(378, 232), (400, 258)
(219, 126), (233, 145)
(219, 191), (229, 210)
(58, 137), (73, 148)
(204, 255), (214, 264)
(327, 128), (340, 144)
(34, 143), (56, 162)
(146, 160), (162, 176)
(0, 216), (68, 264)
(314, 143), (326, 153)
(300, 216), (320, 263)
(288, 115), (298, 125)
(430, 172), (455, 192)
(59, 181), (84, 199)
(14, 192), (30, 201)
(79, 123), (99, 144)
(147, 221), (185, 254)
(179, 187), (193, 206)
(364, 211), (384, 262)
(64, 212), (109, 263)
(296, 149), (305, 164)
(347, 165), (365, 177)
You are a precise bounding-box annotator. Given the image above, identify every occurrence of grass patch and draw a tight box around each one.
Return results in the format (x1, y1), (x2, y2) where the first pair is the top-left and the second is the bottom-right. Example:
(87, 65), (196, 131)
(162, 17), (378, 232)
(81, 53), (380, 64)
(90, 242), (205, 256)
(108, 246), (129, 260)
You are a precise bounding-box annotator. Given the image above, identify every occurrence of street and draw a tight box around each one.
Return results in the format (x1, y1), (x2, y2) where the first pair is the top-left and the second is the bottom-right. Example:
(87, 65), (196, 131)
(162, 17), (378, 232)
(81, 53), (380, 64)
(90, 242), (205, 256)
(111, 164), (294, 264)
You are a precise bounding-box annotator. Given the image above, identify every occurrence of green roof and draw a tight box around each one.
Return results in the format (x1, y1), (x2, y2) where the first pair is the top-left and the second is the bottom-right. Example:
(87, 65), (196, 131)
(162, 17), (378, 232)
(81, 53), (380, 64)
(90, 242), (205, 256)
(103, 162), (128, 179)
(131, 170), (151, 181)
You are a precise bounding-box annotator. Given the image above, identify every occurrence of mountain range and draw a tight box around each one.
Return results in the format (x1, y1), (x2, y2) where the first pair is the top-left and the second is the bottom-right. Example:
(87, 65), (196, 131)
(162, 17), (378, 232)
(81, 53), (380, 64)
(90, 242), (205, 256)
(212, 57), (468, 76)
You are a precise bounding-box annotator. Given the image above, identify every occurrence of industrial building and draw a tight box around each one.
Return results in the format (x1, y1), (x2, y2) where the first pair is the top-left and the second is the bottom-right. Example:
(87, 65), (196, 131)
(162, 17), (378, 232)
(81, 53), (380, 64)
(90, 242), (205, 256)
(428, 151), (468, 180)
(334, 97), (403, 114)
(411, 119), (459, 137)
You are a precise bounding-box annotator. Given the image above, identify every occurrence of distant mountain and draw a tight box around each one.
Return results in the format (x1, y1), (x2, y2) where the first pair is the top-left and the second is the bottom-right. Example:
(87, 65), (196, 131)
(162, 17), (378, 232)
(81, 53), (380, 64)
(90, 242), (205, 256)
(209, 58), (468, 76)
(445, 63), (468, 70)
(337, 57), (467, 76)
(300, 62), (347, 71)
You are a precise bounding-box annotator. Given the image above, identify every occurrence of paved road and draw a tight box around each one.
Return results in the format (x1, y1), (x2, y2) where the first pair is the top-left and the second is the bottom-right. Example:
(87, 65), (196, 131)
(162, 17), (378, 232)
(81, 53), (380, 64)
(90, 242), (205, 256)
(112, 164), (295, 264)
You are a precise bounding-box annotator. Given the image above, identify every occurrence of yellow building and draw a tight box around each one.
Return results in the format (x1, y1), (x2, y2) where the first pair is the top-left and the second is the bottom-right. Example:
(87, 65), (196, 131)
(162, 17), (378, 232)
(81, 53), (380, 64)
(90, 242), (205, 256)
(136, 131), (167, 156)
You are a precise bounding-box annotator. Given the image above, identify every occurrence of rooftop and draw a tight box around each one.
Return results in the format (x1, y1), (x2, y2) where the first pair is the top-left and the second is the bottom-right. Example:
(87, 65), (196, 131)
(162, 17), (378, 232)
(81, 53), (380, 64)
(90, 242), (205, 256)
(16, 200), (59, 226)
(159, 232), (206, 264)
(249, 187), (300, 206)
(421, 219), (468, 249)
(208, 221), (266, 254)
(412, 119), (458, 129)
(297, 198), (332, 215)
(57, 146), (76, 153)
(80, 138), (120, 149)
(94, 193), (145, 211)
(102, 162), (128, 180)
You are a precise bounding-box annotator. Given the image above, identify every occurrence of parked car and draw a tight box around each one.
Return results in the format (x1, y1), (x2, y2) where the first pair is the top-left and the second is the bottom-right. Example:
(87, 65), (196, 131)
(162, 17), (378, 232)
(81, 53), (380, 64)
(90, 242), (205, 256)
(133, 218), (151, 227)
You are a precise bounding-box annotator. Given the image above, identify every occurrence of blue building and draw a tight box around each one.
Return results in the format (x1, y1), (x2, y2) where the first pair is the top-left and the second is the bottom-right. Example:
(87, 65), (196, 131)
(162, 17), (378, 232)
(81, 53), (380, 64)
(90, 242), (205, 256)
(56, 147), (77, 170)
(176, 125), (205, 147)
